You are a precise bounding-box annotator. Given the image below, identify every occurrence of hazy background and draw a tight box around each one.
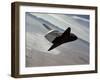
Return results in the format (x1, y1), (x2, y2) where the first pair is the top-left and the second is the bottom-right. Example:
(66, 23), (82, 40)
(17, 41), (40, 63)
(25, 12), (90, 67)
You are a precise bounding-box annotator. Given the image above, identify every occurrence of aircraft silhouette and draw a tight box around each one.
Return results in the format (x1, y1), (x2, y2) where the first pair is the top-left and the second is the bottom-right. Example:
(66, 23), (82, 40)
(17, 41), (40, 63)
(43, 24), (78, 51)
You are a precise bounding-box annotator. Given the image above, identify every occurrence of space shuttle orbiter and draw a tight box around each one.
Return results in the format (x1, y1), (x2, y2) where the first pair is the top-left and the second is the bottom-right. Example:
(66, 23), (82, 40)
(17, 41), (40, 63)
(43, 24), (78, 51)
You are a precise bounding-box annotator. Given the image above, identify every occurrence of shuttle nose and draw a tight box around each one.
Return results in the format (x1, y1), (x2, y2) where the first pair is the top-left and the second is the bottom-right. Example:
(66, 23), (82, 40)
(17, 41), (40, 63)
(74, 35), (78, 40)
(71, 34), (78, 41)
